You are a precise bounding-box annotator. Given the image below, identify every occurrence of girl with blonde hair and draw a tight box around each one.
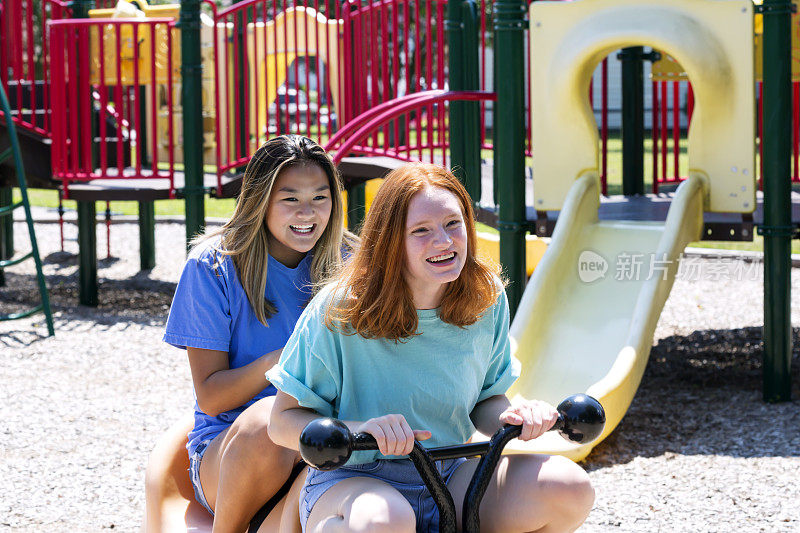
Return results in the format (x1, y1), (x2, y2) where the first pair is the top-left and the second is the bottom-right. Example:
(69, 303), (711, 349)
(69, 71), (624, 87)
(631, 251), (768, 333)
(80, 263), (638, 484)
(268, 162), (595, 532)
(164, 135), (354, 533)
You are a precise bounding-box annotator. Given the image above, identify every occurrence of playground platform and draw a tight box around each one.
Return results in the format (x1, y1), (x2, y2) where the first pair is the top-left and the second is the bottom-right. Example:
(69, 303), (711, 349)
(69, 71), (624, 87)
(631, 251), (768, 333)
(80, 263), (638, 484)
(477, 189), (800, 242)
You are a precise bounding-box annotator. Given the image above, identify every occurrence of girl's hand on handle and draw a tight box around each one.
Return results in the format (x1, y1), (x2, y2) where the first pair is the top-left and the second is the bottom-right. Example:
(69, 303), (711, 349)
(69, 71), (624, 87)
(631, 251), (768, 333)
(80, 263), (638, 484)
(356, 414), (431, 456)
(499, 400), (559, 441)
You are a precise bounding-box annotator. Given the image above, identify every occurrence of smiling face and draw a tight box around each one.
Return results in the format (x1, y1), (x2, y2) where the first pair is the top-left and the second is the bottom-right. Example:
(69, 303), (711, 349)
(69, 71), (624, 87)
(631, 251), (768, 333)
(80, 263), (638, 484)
(266, 163), (332, 267)
(403, 186), (468, 309)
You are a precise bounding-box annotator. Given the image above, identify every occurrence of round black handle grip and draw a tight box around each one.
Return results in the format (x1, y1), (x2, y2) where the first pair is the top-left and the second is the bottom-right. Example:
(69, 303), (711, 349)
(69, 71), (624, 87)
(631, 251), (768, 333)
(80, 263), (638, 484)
(298, 394), (605, 471)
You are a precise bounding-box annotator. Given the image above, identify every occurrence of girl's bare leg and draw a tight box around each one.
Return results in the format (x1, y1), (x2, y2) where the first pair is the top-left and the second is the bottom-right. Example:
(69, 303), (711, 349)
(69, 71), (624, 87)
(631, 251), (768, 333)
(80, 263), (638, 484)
(199, 396), (301, 533)
(447, 454), (594, 533)
(306, 477), (416, 533)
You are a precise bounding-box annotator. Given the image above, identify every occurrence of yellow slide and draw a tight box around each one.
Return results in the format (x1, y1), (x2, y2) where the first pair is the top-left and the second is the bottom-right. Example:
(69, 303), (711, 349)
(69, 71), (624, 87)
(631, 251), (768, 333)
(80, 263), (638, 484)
(486, 0), (756, 461)
(480, 172), (705, 461)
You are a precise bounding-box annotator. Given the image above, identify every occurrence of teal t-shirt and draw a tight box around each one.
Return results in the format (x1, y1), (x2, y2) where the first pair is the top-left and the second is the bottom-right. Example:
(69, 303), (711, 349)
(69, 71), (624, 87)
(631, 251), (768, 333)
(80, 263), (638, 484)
(266, 283), (520, 464)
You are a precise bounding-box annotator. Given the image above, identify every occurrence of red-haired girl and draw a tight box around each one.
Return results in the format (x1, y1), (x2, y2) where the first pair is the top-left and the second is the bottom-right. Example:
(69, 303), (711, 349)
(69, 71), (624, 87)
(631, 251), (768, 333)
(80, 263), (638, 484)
(268, 163), (594, 532)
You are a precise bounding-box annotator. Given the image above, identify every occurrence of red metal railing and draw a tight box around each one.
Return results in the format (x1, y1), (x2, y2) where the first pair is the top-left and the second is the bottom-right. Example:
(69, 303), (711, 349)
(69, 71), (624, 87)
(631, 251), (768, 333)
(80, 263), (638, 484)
(4, 0), (800, 199)
(48, 17), (176, 197)
(208, 0), (346, 179)
(326, 90), (496, 166)
(0, 0), (71, 137)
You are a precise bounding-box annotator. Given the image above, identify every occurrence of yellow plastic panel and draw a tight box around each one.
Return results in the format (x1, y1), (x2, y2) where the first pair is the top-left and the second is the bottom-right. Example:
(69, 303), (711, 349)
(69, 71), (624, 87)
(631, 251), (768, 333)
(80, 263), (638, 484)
(89, 0), (180, 86)
(484, 173), (705, 461)
(247, 6), (343, 148)
(652, 0), (800, 81)
(475, 232), (547, 277)
(530, 0), (754, 213)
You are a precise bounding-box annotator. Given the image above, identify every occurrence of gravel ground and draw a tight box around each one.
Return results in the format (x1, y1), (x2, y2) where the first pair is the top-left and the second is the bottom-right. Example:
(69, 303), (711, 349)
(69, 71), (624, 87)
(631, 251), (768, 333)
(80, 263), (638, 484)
(1, 209), (799, 532)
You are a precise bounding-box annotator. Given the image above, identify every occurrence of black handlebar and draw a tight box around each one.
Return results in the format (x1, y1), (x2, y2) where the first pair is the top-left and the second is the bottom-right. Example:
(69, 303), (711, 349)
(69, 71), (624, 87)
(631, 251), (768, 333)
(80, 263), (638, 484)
(299, 394), (605, 533)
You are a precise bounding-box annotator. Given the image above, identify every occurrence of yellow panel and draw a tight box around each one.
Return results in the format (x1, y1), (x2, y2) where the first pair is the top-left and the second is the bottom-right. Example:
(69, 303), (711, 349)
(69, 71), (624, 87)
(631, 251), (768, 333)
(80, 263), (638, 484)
(88, 0), (180, 86)
(652, 0), (800, 81)
(475, 232), (548, 276)
(530, 0), (755, 213)
(247, 7), (343, 136)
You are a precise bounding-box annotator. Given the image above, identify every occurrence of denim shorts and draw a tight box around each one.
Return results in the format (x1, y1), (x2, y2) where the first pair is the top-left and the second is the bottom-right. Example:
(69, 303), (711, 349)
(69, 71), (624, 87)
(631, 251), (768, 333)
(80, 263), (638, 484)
(189, 439), (214, 516)
(300, 457), (467, 532)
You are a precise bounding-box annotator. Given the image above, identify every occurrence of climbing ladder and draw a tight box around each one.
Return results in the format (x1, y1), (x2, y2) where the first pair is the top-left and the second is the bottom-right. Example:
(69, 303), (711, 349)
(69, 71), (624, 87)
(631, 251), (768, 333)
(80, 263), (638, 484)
(0, 84), (55, 336)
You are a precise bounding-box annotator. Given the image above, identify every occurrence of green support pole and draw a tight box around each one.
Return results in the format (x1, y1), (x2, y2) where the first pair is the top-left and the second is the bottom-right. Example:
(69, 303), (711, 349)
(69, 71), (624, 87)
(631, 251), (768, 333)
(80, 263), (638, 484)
(72, 0), (97, 305)
(761, 0), (794, 402)
(77, 201), (98, 307)
(138, 201), (156, 271)
(0, 187), (12, 255)
(494, 0), (527, 317)
(70, 0), (93, 19)
(462, 0), (482, 205)
(447, 0), (467, 186)
(347, 183), (366, 232)
(0, 187), (12, 286)
(447, 0), (482, 204)
(180, 0), (206, 248)
(235, 1), (248, 165)
(619, 46), (645, 196)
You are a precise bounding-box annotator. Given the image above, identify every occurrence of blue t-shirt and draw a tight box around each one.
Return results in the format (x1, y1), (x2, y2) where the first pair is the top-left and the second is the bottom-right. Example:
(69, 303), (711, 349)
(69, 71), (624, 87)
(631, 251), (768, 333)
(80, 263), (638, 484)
(267, 283), (520, 464)
(164, 238), (313, 455)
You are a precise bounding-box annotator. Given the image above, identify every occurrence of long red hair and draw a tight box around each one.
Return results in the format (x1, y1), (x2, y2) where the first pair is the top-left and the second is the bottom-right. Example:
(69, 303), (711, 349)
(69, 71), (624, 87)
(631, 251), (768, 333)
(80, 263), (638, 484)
(325, 163), (502, 340)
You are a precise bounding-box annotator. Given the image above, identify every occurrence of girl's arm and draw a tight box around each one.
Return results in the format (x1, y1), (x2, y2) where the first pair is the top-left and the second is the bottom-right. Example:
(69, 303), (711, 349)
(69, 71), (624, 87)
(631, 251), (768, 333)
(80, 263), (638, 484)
(268, 390), (326, 451)
(269, 391), (430, 456)
(188, 346), (282, 416)
(471, 394), (559, 442)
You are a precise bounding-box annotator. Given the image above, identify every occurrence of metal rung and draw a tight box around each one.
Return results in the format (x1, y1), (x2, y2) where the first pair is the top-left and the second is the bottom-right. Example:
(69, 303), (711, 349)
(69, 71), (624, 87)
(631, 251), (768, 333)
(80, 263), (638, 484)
(0, 251), (33, 268)
(0, 147), (11, 163)
(0, 304), (44, 322)
(0, 201), (24, 216)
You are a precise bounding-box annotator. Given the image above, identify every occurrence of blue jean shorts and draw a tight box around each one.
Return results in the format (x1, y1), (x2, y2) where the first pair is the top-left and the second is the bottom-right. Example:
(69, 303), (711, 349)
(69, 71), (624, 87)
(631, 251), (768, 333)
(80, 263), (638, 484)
(300, 457), (467, 532)
(189, 439), (214, 515)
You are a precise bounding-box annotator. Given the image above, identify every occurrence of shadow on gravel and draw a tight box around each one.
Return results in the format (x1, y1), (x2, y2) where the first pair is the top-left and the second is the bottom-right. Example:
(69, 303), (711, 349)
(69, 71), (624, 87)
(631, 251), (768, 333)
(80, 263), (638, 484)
(585, 327), (800, 469)
(0, 271), (176, 325)
(0, 328), (51, 347)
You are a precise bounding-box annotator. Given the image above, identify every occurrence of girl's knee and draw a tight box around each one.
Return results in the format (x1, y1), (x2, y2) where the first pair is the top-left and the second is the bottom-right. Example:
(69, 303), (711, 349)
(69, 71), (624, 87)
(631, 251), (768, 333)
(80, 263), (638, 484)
(223, 403), (296, 466)
(541, 456), (595, 520)
(347, 490), (415, 533)
(314, 480), (416, 533)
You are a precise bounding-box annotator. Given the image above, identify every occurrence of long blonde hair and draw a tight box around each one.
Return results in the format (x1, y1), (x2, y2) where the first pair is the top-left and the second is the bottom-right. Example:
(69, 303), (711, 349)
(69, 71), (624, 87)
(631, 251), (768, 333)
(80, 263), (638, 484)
(197, 135), (352, 325)
(325, 163), (501, 340)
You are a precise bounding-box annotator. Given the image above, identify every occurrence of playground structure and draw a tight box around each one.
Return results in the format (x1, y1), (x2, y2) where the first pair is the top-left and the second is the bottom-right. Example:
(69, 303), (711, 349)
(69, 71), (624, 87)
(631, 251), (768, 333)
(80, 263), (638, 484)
(0, 0), (796, 306)
(0, 0), (797, 464)
(0, 0), (794, 530)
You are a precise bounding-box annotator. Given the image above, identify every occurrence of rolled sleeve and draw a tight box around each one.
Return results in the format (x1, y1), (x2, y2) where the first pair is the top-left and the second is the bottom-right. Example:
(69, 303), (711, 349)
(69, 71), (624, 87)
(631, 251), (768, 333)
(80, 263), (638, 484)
(163, 254), (232, 351)
(266, 322), (339, 417)
(266, 364), (335, 417)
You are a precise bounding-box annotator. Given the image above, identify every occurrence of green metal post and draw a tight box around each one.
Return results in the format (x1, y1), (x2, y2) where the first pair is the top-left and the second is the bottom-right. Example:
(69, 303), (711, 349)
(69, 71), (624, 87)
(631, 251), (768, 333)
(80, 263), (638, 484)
(138, 201), (156, 270)
(462, 0), (482, 205)
(494, 0), (527, 317)
(180, 0), (206, 248)
(761, 0), (793, 402)
(347, 184), (366, 232)
(619, 46), (645, 196)
(0, 187), (12, 255)
(77, 201), (97, 307)
(447, 0), (467, 186)
(447, 0), (482, 204)
(72, 0), (97, 306)
(69, 0), (94, 19)
(0, 187), (12, 286)
(235, 2), (248, 164)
